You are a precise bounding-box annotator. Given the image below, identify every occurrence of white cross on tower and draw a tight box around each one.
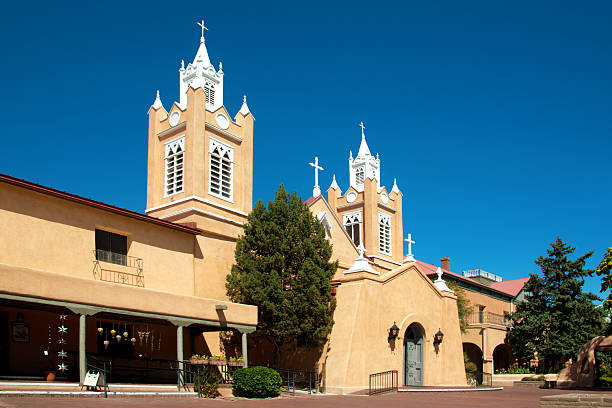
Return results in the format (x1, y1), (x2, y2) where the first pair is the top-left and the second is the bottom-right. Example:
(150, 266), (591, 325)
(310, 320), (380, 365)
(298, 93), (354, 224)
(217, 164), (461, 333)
(404, 233), (416, 262)
(359, 121), (366, 138)
(197, 20), (208, 39)
(309, 156), (324, 197)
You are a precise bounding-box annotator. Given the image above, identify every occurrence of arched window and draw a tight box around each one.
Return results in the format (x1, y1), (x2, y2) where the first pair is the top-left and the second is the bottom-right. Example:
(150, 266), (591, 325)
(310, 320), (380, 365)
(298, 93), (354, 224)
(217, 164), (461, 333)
(355, 166), (365, 184)
(204, 81), (216, 106)
(209, 138), (233, 200)
(343, 211), (361, 247)
(378, 212), (391, 255)
(165, 137), (184, 196)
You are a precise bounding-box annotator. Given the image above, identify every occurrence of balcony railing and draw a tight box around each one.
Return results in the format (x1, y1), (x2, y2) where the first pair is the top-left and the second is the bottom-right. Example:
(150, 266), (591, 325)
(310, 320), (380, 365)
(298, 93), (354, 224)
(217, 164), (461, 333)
(467, 311), (510, 327)
(93, 249), (144, 287)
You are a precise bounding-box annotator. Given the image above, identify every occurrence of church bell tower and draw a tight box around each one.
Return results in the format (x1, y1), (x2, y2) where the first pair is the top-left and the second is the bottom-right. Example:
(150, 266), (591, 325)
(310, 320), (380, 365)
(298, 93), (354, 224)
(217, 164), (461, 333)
(145, 20), (254, 240)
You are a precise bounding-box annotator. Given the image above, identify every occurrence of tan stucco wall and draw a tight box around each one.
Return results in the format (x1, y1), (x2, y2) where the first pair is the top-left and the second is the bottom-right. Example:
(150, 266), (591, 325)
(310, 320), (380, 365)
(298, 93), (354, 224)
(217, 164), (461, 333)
(0, 184), (197, 297)
(324, 263), (466, 394)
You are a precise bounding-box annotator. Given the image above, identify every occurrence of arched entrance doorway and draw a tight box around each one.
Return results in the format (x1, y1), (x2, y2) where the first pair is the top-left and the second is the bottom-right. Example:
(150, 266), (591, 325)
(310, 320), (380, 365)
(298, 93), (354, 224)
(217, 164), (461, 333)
(404, 323), (424, 386)
(493, 343), (512, 372)
(463, 342), (483, 384)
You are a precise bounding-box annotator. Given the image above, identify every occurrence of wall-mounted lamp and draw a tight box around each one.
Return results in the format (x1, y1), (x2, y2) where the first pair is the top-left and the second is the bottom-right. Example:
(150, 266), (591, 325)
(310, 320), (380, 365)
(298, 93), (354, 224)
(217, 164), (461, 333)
(388, 322), (400, 340)
(434, 328), (444, 345)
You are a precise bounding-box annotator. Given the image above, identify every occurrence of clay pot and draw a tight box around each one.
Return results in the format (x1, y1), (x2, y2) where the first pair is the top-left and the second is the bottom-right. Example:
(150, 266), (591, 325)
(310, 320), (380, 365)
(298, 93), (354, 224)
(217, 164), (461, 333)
(44, 371), (57, 381)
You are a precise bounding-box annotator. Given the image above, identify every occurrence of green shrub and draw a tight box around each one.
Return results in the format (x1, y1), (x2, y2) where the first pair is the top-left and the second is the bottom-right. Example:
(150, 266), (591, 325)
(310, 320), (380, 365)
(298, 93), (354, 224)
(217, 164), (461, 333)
(193, 366), (221, 398)
(464, 352), (477, 379)
(232, 366), (282, 398)
(521, 375), (545, 381)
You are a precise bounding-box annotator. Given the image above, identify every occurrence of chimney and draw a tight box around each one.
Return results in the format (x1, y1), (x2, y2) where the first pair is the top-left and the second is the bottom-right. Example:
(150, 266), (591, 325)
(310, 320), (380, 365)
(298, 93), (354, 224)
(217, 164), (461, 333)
(440, 256), (450, 272)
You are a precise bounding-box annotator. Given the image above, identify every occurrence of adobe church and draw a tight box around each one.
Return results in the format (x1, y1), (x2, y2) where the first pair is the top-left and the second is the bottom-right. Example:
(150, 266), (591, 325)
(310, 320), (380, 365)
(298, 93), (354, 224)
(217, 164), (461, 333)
(0, 20), (524, 394)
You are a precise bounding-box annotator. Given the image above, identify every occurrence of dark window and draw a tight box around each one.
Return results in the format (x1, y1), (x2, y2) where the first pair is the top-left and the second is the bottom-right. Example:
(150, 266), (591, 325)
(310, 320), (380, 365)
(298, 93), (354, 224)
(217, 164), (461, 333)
(479, 306), (485, 323)
(95, 229), (127, 266)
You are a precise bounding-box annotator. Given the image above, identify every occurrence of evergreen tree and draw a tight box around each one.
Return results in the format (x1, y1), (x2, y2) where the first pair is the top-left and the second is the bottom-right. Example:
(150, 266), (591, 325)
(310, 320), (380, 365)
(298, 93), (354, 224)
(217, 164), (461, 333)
(510, 238), (605, 370)
(226, 185), (337, 366)
(447, 282), (471, 333)
(596, 247), (612, 309)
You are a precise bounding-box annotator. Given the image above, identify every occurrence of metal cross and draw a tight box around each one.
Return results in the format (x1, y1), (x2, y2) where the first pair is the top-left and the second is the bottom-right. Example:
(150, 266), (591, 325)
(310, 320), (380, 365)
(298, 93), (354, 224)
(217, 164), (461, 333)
(404, 233), (415, 257)
(309, 156), (324, 191)
(359, 121), (366, 137)
(197, 20), (208, 37)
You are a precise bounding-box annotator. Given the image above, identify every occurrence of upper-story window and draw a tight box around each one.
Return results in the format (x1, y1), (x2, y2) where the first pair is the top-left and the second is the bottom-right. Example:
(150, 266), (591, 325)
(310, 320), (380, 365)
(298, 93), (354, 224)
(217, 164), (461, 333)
(355, 166), (365, 184)
(204, 81), (215, 107)
(209, 138), (233, 201)
(378, 212), (391, 255)
(95, 229), (127, 266)
(343, 211), (362, 247)
(165, 137), (184, 196)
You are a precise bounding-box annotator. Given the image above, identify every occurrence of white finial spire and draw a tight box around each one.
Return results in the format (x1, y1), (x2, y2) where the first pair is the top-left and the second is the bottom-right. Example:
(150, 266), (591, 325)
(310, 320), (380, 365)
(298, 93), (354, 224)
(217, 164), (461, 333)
(434, 267), (454, 293)
(309, 156), (324, 197)
(219, 61), (223, 73)
(349, 150), (353, 160)
(391, 178), (401, 194)
(152, 90), (164, 110)
(404, 233), (416, 262)
(356, 121), (372, 158)
(180, 59), (185, 70)
(238, 94), (251, 115)
(329, 174), (339, 190)
(197, 19), (208, 43)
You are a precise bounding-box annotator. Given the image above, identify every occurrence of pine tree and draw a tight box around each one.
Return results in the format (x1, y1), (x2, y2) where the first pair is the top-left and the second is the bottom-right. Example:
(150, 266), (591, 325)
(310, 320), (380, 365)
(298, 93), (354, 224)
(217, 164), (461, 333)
(226, 185), (337, 366)
(596, 247), (612, 309)
(510, 238), (605, 370)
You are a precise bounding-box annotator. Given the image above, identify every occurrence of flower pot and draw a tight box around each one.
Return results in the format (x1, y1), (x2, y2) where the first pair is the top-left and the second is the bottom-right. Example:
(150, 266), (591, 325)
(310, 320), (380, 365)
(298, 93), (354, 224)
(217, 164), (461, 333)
(208, 359), (227, 366)
(190, 359), (210, 365)
(44, 371), (57, 381)
(228, 361), (244, 367)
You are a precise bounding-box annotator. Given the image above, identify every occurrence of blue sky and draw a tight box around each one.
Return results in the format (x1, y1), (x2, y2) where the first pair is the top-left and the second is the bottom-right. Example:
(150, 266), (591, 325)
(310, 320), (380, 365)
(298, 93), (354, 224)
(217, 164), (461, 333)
(1, 1), (610, 296)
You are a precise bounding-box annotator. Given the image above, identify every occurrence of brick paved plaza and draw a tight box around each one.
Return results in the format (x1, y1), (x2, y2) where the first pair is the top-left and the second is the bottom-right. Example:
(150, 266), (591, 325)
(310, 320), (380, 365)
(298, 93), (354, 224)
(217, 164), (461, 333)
(3, 389), (611, 408)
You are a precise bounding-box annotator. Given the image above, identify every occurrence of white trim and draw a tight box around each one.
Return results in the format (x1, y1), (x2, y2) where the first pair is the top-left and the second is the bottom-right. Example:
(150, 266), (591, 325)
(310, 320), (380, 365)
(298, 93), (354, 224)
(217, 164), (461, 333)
(163, 136), (185, 198)
(369, 255), (403, 266)
(377, 202), (396, 213)
(145, 196), (248, 217)
(157, 121), (186, 138)
(205, 123), (242, 143)
(209, 136), (234, 202)
(159, 207), (244, 227)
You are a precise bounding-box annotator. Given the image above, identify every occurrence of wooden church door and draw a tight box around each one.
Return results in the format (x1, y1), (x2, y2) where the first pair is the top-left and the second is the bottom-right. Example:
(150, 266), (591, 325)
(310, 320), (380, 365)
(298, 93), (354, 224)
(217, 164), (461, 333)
(404, 324), (424, 386)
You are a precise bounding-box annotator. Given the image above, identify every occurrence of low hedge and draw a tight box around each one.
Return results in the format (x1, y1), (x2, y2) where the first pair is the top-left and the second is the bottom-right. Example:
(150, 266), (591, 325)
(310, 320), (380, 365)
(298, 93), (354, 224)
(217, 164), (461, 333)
(232, 366), (282, 398)
(521, 375), (545, 381)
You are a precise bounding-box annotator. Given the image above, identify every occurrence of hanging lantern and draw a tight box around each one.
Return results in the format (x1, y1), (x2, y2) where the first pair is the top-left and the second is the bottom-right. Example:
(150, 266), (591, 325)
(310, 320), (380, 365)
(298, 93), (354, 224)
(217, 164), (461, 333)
(388, 322), (400, 340)
(131, 337), (137, 344)
(123, 331), (129, 338)
(103, 340), (110, 349)
(110, 329), (116, 336)
(434, 328), (444, 345)
(98, 327), (104, 335)
(116, 334), (122, 341)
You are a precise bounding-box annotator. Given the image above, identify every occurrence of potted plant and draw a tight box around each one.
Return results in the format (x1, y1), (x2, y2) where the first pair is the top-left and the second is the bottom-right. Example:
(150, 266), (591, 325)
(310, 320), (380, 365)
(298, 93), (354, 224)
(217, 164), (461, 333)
(189, 355), (211, 365)
(228, 357), (245, 367)
(208, 355), (227, 366)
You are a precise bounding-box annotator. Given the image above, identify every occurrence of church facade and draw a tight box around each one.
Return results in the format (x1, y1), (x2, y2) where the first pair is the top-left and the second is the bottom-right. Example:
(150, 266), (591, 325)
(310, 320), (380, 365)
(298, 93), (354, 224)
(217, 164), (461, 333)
(0, 21), (528, 393)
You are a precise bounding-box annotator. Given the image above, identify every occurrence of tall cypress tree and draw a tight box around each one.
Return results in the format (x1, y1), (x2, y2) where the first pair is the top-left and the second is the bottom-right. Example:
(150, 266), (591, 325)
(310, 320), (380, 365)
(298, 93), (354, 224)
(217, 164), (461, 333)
(226, 185), (337, 366)
(510, 238), (605, 370)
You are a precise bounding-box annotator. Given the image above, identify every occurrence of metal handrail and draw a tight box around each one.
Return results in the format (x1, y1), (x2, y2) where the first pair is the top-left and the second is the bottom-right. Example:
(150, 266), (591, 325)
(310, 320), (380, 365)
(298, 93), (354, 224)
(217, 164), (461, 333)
(273, 368), (318, 395)
(369, 370), (398, 395)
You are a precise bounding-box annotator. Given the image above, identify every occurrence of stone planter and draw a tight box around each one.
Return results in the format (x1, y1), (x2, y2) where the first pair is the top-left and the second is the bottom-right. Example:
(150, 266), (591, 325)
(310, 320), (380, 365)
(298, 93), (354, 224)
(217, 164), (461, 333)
(207, 359), (227, 366)
(228, 361), (245, 367)
(190, 359), (211, 365)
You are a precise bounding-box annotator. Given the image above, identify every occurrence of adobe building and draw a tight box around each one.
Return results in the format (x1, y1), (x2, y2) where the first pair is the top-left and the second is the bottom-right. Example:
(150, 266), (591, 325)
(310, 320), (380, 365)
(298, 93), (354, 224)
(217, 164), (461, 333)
(0, 20), (529, 393)
(0, 25), (257, 384)
(304, 126), (529, 393)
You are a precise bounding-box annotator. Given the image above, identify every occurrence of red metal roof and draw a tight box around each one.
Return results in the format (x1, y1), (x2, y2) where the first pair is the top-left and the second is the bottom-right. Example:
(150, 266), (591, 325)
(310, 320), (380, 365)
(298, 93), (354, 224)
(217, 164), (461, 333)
(0, 173), (202, 235)
(411, 258), (528, 298)
(489, 278), (530, 297)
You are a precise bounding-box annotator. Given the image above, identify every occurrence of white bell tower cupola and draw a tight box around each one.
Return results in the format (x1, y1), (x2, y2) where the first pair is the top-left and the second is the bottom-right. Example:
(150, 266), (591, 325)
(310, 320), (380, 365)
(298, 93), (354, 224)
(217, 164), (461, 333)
(348, 122), (380, 192)
(179, 20), (224, 111)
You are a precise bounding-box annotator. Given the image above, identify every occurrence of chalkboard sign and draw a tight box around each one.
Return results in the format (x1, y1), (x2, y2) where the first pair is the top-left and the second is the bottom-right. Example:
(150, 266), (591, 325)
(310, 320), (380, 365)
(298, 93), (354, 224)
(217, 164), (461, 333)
(83, 371), (102, 388)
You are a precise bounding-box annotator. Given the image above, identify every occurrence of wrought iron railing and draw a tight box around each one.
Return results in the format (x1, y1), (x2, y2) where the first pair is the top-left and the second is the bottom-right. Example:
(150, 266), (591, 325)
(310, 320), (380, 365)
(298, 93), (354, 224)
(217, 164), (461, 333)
(93, 250), (144, 287)
(274, 368), (318, 395)
(467, 311), (510, 327)
(369, 370), (398, 395)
